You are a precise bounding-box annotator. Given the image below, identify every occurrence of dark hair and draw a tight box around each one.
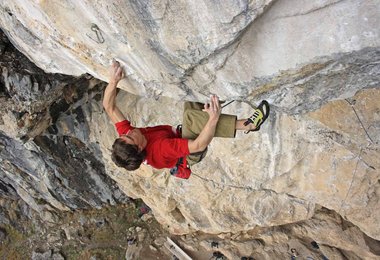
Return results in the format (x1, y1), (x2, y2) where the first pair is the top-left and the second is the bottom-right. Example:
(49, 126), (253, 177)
(111, 138), (146, 171)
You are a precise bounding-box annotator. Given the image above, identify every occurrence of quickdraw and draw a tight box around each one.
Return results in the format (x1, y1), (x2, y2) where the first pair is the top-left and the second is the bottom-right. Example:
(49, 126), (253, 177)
(86, 23), (105, 44)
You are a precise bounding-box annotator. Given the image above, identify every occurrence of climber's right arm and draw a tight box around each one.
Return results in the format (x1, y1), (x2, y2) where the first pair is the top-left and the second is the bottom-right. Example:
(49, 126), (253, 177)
(103, 60), (126, 124)
(187, 95), (221, 153)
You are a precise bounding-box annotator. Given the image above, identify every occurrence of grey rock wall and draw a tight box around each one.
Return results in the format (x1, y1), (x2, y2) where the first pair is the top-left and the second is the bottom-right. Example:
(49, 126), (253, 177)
(0, 0), (380, 258)
(0, 32), (128, 224)
(0, 0), (378, 100)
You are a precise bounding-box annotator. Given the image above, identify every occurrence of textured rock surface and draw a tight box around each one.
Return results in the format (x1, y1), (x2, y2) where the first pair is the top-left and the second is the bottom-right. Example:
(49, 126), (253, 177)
(1, 0), (378, 100)
(0, 0), (380, 258)
(0, 31), (128, 222)
(181, 207), (380, 259)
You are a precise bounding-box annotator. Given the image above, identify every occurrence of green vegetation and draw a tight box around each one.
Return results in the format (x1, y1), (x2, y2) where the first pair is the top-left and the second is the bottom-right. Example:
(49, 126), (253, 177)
(1, 200), (167, 260)
(0, 225), (32, 259)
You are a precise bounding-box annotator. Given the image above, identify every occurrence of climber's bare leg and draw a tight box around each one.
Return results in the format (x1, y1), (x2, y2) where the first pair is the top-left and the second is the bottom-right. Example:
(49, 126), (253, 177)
(235, 119), (256, 132)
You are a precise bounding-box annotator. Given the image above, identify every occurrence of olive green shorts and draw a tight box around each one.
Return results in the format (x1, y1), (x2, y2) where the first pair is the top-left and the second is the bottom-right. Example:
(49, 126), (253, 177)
(182, 101), (237, 166)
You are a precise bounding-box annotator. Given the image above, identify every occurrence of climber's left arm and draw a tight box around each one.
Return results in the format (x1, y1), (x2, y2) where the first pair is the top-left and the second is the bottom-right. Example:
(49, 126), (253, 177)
(103, 60), (126, 124)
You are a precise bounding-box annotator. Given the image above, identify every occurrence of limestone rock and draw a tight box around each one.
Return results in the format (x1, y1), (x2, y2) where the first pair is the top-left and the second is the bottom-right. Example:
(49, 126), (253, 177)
(32, 250), (64, 260)
(100, 88), (379, 240)
(0, 0), (378, 102)
(185, 208), (380, 259)
(0, 0), (379, 258)
(0, 31), (129, 218)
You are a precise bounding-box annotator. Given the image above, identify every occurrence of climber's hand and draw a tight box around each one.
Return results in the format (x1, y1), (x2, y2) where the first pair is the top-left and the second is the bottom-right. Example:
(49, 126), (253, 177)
(109, 59), (124, 84)
(203, 94), (221, 122)
(103, 60), (127, 124)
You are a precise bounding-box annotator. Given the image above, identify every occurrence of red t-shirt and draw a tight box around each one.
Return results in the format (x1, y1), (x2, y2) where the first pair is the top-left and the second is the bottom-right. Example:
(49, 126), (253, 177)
(115, 120), (190, 169)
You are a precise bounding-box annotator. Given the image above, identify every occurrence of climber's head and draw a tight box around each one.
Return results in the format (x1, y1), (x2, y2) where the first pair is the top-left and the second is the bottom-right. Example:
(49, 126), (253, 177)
(111, 129), (147, 171)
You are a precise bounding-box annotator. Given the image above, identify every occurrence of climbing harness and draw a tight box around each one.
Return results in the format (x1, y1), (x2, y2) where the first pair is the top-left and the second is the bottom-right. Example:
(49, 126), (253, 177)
(86, 23), (105, 44)
(170, 157), (191, 179)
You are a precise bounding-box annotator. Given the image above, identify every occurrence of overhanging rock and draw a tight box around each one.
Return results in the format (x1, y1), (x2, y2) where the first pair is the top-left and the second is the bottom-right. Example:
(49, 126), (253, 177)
(0, 0), (379, 245)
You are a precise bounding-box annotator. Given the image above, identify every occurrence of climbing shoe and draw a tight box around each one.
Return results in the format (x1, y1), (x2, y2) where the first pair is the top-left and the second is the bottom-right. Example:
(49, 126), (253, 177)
(243, 100), (270, 133)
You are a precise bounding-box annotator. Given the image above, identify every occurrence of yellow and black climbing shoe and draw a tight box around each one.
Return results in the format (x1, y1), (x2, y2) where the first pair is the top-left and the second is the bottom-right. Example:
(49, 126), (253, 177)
(243, 100), (270, 133)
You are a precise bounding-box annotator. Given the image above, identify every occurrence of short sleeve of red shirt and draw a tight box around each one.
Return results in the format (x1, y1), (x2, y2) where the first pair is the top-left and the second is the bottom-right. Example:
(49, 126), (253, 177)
(115, 120), (135, 136)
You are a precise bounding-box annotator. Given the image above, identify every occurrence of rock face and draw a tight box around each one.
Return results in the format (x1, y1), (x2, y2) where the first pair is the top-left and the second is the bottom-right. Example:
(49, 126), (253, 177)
(0, 0), (380, 259)
(0, 30), (128, 221)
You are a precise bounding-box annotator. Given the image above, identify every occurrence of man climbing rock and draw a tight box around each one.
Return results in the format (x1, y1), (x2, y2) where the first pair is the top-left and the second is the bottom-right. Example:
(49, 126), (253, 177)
(103, 60), (269, 179)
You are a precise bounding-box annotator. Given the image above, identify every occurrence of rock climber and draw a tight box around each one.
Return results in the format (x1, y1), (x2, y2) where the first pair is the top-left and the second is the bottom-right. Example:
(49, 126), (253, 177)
(103, 60), (269, 179)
